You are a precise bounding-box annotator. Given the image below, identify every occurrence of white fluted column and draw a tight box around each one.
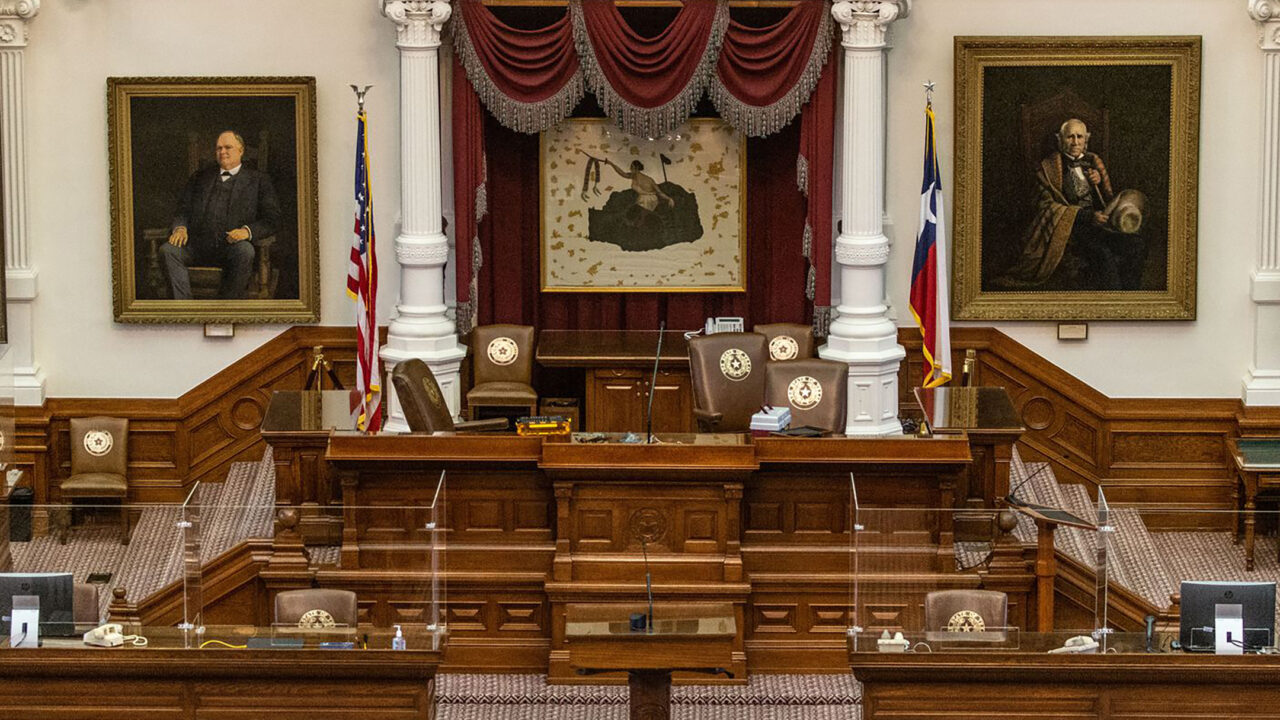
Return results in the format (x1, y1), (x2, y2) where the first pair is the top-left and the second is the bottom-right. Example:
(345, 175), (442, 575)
(821, 1), (909, 436)
(1246, 1), (1280, 404)
(1245, 1), (1280, 404)
(0, 1), (41, 406)
(380, 0), (466, 431)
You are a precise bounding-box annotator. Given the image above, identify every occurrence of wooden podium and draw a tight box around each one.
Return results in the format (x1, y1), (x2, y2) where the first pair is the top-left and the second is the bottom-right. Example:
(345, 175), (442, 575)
(566, 602), (735, 720)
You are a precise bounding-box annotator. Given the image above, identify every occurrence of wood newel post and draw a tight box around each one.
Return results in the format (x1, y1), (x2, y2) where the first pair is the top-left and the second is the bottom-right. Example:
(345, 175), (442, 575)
(1034, 519), (1058, 631)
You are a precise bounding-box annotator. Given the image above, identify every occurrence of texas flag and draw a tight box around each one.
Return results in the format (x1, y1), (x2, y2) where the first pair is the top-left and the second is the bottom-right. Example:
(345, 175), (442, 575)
(909, 102), (952, 388)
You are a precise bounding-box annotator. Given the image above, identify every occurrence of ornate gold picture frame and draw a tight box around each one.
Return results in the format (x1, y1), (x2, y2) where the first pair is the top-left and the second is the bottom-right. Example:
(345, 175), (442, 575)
(952, 37), (1201, 320)
(540, 118), (747, 292)
(108, 77), (319, 324)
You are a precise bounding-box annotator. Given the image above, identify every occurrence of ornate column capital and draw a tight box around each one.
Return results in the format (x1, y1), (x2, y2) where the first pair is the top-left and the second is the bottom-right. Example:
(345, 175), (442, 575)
(382, 0), (451, 49)
(0, 0), (39, 49)
(1251, 0), (1280, 50)
(831, 0), (910, 49)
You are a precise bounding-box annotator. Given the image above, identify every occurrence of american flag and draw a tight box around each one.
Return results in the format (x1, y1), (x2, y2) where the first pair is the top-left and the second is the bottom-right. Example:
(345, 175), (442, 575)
(347, 109), (382, 431)
(909, 101), (952, 389)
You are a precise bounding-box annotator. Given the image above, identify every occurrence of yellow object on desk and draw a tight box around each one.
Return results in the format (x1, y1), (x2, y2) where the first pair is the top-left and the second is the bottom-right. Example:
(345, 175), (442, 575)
(516, 415), (571, 436)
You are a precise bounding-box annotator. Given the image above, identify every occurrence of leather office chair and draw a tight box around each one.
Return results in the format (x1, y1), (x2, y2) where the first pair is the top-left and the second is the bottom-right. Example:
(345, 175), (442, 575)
(62, 417), (130, 545)
(74, 582), (100, 626)
(754, 323), (815, 361)
(392, 359), (507, 432)
(466, 325), (538, 421)
(764, 358), (848, 434)
(924, 589), (1008, 633)
(275, 588), (358, 628)
(688, 332), (768, 432)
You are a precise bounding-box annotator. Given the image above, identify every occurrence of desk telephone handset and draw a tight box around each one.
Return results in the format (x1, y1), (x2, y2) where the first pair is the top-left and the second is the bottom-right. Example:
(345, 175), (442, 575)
(1048, 635), (1098, 654)
(84, 623), (147, 648)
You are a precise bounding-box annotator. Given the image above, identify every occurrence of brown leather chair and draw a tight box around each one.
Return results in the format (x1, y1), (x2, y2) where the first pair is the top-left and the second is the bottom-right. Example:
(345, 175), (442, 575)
(74, 582), (99, 625)
(275, 588), (358, 628)
(62, 417), (130, 544)
(924, 589), (1008, 634)
(392, 359), (507, 433)
(765, 358), (848, 434)
(754, 323), (815, 361)
(466, 325), (537, 421)
(688, 332), (768, 432)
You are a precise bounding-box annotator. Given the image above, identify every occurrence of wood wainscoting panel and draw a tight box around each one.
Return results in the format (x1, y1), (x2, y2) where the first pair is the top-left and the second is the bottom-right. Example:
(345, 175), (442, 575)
(38, 327), (364, 508)
(899, 328), (1249, 530)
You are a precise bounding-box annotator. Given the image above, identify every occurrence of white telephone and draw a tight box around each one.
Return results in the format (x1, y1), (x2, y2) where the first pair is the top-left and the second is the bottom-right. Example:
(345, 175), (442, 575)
(1048, 635), (1099, 654)
(83, 623), (147, 648)
(84, 623), (124, 647)
(704, 316), (744, 334)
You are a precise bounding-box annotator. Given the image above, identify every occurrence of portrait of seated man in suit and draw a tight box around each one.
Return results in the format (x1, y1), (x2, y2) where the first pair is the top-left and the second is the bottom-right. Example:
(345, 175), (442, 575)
(159, 130), (281, 300)
(997, 118), (1147, 291)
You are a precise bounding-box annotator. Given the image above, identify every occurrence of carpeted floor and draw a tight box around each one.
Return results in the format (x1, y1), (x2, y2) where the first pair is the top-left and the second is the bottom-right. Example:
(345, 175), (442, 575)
(434, 673), (861, 720)
(10, 449), (276, 616)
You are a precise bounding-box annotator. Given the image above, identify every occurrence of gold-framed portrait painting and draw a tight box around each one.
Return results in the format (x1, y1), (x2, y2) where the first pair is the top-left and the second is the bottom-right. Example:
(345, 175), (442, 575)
(952, 37), (1201, 320)
(540, 118), (746, 292)
(108, 77), (319, 323)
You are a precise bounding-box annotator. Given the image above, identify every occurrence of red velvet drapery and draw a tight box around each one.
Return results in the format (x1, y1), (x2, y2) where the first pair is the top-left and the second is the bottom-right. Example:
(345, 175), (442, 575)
(452, 0), (835, 332)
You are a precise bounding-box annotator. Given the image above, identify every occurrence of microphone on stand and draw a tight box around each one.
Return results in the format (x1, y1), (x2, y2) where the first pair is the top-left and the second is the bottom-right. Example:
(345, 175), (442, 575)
(643, 321), (666, 444)
(642, 538), (654, 632)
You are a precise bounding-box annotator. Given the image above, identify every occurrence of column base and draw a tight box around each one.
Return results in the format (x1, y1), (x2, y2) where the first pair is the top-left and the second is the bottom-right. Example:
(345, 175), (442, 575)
(819, 342), (906, 436)
(12, 366), (46, 406)
(1244, 367), (1280, 406)
(380, 343), (466, 433)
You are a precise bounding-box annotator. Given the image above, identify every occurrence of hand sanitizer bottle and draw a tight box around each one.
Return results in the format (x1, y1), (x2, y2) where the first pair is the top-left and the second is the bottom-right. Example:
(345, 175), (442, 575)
(392, 624), (406, 650)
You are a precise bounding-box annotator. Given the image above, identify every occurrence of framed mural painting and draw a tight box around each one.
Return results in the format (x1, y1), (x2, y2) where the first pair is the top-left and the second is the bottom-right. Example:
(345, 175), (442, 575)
(108, 77), (319, 323)
(952, 37), (1201, 320)
(541, 118), (746, 292)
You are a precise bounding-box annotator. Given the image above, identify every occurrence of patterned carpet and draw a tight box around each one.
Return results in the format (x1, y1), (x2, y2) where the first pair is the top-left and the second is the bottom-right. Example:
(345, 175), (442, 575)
(10, 450), (276, 616)
(434, 674), (861, 720)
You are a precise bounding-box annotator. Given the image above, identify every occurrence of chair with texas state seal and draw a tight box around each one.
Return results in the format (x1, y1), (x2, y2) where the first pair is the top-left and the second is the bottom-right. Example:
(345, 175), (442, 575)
(465, 325), (538, 422)
(61, 417), (131, 544)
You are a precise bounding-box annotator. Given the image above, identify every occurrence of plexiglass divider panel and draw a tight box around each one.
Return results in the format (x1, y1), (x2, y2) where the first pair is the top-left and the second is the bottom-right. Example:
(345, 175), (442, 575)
(847, 473), (863, 648)
(1095, 487), (1113, 647)
(179, 483), (204, 642)
(428, 472), (447, 651)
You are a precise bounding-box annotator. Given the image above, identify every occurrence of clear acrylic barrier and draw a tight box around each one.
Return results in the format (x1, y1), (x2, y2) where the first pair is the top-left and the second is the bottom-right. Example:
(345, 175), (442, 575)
(844, 495), (1280, 656)
(0, 494), (447, 653)
(179, 482), (203, 641)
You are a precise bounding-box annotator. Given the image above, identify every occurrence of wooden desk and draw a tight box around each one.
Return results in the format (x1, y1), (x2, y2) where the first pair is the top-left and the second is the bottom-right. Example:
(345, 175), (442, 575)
(0, 626), (444, 719)
(318, 429), (975, 676)
(567, 602), (736, 720)
(916, 386), (1024, 540)
(850, 633), (1280, 719)
(1229, 438), (1280, 571)
(536, 330), (693, 433)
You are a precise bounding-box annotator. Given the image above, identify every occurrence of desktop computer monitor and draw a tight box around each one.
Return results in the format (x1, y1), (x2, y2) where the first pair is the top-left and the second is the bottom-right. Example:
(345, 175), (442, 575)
(1179, 580), (1276, 652)
(0, 572), (75, 637)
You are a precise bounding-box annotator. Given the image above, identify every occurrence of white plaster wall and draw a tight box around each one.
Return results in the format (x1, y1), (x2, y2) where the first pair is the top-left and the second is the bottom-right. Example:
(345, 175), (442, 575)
(28, 0), (402, 397)
(25, 0), (1261, 399)
(882, 0), (1259, 398)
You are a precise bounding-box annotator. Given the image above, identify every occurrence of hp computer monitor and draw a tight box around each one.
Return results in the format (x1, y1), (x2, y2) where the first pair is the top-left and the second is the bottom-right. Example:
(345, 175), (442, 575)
(0, 572), (75, 637)
(1179, 580), (1276, 652)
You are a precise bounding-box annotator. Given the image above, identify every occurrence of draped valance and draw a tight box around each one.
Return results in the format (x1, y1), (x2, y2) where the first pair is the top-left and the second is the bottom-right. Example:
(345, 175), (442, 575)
(453, 0), (832, 138)
(453, 0), (836, 333)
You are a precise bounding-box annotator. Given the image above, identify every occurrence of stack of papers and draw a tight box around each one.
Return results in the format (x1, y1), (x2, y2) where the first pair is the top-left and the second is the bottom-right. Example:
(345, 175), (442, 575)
(750, 406), (791, 433)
